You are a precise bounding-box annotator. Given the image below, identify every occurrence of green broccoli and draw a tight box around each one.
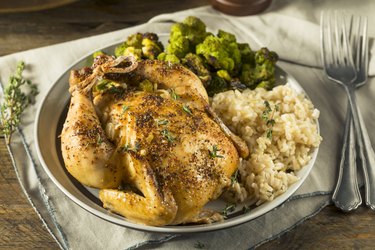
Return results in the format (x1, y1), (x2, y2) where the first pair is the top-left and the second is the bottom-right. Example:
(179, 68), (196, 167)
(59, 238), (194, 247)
(166, 34), (190, 58)
(157, 52), (180, 64)
(196, 33), (241, 74)
(115, 33), (142, 58)
(217, 29), (236, 43)
(141, 33), (164, 59)
(183, 16), (207, 34)
(139, 79), (155, 92)
(166, 16), (210, 59)
(126, 33), (143, 47)
(182, 16), (208, 46)
(111, 17), (279, 95)
(216, 69), (231, 82)
(114, 32), (163, 60)
(181, 53), (211, 86)
(240, 48), (278, 89)
(240, 63), (255, 88)
(253, 48), (278, 89)
(238, 43), (255, 66)
(206, 75), (228, 97)
(92, 50), (105, 58)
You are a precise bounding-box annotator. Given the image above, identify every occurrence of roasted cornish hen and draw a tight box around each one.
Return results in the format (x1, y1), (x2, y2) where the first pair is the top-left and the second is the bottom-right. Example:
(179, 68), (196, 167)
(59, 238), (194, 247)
(61, 55), (248, 226)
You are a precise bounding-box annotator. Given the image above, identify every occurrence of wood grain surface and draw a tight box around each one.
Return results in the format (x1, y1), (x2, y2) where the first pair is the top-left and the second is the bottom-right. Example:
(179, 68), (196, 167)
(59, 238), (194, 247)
(0, 0), (374, 249)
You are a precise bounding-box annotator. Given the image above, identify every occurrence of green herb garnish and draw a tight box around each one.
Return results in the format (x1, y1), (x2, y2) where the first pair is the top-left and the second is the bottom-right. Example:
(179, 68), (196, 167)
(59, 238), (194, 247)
(119, 142), (140, 153)
(182, 104), (192, 115)
(0, 61), (38, 144)
(161, 128), (175, 143)
(261, 100), (278, 139)
(230, 169), (239, 186)
(170, 89), (180, 100)
(156, 119), (169, 126)
(261, 100), (272, 120)
(122, 105), (130, 114)
(242, 205), (251, 214)
(222, 203), (236, 218)
(108, 86), (124, 95)
(274, 104), (280, 112)
(95, 79), (114, 91)
(266, 129), (273, 139)
(208, 145), (224, 159)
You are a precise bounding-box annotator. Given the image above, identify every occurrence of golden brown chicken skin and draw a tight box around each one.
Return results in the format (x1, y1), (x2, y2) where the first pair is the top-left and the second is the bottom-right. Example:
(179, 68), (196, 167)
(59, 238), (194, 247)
(61, 57), (247, 226)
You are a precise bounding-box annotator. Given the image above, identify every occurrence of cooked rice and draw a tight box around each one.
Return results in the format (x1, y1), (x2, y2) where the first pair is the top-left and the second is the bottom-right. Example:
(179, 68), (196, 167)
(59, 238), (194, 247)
(211, 85), (322, 205)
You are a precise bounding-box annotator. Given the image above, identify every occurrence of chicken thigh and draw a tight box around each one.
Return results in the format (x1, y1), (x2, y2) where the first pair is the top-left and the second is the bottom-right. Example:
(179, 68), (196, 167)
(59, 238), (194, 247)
(61, 56), (248, 226)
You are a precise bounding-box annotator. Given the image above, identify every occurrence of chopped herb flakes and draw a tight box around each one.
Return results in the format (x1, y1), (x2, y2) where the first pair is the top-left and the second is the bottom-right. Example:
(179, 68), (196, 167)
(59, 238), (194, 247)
(242, 205), (251, 214)
(170, 89), (180, 100)
(182, 104), (192, 115)
(222, 203), (236, 218)
(208, 145), (224, 159)
(108, 86), (125, 95)
(161, 128), (175, 142)
(230, 169), (239, 186)
(119, 142), (140, 153)
(156, 119), (169, 126)
(122, 105), (130, 114)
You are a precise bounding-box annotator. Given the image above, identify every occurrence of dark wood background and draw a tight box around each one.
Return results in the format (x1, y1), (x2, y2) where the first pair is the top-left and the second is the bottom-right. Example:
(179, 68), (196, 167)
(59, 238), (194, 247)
(0, 0), (374, 249)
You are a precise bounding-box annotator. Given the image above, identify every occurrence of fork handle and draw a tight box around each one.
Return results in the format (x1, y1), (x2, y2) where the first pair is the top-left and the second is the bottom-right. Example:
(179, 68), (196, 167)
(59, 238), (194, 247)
(332, 105), (361, 211)
(356, 102), (375, 209)
(346, 85), (375, 210)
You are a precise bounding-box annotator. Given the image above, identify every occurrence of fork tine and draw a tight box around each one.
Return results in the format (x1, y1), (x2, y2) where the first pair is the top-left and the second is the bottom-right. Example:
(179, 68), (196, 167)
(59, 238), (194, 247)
(350, 15), (368, 74)
(321, 11), (335, 67)
(338, 11), (354, 68)
(321, 12), (330, 67)
(361, 17), (368, 74)
(333, 11), (343, 66)
(351, 15), (361, 70)
(321, 10), (356, 84)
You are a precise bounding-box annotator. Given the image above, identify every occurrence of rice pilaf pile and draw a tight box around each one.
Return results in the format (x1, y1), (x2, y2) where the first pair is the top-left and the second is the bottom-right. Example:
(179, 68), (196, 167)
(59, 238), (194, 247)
(211, 85), (322, 205)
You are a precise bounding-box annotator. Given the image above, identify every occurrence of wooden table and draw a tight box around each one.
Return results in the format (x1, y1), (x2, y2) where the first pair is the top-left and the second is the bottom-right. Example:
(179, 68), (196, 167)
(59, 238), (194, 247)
(0, 0), (374, 249)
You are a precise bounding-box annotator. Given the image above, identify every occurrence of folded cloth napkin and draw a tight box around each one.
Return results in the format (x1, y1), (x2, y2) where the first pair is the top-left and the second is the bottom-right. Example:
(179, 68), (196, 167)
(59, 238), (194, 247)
(1, 1), (375, 249)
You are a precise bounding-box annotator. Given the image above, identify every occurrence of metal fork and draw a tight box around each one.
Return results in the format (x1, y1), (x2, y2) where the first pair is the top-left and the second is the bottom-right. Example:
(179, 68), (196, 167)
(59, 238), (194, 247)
(345, 15), (375, 210)
(321, 11), (361, 211)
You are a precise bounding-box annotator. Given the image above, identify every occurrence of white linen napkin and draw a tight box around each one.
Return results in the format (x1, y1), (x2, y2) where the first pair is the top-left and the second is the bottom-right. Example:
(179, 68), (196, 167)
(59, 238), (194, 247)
(1, 1), (375, 249)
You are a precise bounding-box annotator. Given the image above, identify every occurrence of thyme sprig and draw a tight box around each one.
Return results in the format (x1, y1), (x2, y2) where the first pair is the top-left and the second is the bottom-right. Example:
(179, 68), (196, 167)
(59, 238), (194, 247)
(0, 61), (38, 144)
(242, 205), (251, 214)
(182, 104), (192, 115)
(261, 100), (279, 139)
(119, 141), (140, 153)
(222, 203), (236, 218)
(208, 145), (224, 159)
(230, 169), (239, 187)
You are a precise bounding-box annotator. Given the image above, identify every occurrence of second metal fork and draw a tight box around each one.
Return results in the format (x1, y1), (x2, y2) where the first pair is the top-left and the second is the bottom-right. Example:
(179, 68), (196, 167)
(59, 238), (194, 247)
(346, 15), (375, 210)
(321, 11), (360, 211)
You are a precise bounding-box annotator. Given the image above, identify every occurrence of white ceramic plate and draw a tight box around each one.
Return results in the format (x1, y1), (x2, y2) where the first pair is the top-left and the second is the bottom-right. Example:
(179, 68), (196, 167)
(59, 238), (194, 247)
(35, 34), (319, 233)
